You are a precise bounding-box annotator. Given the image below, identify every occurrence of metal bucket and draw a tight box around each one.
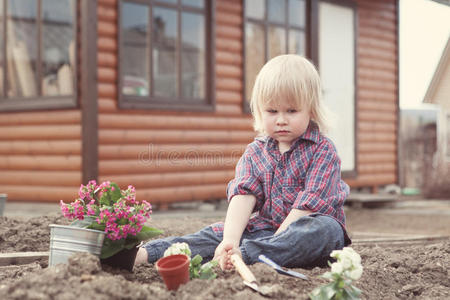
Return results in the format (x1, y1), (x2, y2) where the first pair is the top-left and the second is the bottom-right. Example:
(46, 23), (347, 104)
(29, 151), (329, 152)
(0, 194), (6, 216)
(49, 224), (105, 266)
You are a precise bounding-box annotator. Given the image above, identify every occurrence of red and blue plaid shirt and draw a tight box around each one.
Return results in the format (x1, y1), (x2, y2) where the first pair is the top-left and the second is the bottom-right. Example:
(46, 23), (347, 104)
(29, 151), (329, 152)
(211, 121), (350, 244)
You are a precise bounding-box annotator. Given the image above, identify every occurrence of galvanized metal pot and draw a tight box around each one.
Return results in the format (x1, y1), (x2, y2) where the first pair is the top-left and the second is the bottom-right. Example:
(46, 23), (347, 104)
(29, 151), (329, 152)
(49, 224), (105, 266)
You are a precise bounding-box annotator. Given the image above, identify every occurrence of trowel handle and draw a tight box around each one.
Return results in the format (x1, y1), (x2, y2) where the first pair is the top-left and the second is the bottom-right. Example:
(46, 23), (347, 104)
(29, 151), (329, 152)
(231, 254), (257, 283)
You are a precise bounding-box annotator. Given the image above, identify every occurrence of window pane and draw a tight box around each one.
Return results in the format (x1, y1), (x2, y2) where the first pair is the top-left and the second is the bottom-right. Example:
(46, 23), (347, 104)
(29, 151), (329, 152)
(268, 26), (286, 59)
(268, 0), (285, 23)
(182, 0), (204, 8)
(182, 12), (204, 99)
(245, 23), (264, 101)
(7, 0), (38, 98)
(122, 2), (149, 97)
(41, 0), (75, 96)
(153, 7), (177, 98)
(245, 0), (264, 20)
(289, 0), (305, 27)
(288, 29), (305, 55)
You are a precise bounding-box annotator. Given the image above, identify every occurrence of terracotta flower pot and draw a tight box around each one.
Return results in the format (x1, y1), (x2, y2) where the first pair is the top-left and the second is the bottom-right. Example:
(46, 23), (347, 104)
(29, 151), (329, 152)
(100, 246), (139, 271)
(156, 254), (190, 291)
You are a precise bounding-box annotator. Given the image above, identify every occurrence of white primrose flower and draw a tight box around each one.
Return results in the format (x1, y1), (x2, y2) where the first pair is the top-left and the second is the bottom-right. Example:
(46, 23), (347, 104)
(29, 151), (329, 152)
(347, 265), (363, 280)
(340, 256), (353, 269)
(331, 261), (344, 274)
(163, 242), (192, 257)
(342, 247), (362, 265)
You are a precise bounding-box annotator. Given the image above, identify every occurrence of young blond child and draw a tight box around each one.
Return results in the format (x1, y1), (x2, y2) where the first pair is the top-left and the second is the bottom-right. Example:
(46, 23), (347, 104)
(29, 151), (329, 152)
(135, 54), (350, 270)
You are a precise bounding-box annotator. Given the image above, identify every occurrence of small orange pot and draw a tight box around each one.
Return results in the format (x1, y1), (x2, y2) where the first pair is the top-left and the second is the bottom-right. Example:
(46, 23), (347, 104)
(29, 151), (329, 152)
(156, 254), (190, 291)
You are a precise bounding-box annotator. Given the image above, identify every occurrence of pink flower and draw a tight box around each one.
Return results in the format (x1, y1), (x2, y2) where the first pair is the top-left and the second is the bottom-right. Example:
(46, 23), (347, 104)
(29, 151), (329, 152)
(61, 181), (156, 242)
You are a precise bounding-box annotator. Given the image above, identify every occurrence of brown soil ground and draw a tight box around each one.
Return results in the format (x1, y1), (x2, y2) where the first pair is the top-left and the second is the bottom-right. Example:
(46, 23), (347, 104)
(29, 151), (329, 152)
(0, 203), (449, 299)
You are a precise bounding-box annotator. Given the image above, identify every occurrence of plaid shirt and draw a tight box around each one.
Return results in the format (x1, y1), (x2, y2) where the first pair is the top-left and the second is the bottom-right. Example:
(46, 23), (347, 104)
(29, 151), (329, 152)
(211, 122), (350, 244)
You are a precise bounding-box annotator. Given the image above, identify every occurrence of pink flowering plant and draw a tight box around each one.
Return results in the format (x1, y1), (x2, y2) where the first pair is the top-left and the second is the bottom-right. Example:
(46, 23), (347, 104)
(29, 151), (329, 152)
(60, 180), (162, 259)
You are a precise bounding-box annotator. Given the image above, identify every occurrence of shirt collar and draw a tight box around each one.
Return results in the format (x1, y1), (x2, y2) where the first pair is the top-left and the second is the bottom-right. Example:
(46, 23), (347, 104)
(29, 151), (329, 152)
(255, 121), (320, 151)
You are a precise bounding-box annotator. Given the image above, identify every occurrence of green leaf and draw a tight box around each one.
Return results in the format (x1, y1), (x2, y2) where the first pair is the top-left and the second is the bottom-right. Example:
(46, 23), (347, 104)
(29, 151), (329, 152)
(343, 286), (362, 300)
(100, 239), (125, 259)
(88, 222), (105, 231)
(124, 236), (139, 249)
(135, 226), (163, 241)
(198, 268), (217, 280)
(309, 283), (337, 300)
(191, 254), (202, 266)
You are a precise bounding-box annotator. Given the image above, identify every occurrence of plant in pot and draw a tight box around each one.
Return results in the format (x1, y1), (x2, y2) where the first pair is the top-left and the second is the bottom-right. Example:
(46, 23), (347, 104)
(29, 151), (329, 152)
(156, 242), (218, 290)
(58, 180), (162, 271)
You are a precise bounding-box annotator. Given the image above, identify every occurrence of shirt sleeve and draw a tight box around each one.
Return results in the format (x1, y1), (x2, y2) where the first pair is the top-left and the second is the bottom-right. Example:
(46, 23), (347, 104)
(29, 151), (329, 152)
(292, 140), (349, 215)
(226, 148), (264, 202)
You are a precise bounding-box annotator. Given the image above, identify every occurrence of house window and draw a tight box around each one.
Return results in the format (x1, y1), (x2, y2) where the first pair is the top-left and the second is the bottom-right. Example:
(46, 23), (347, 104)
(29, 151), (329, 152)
(244, 0), (307, 103)
(0, 0), (77, 111)
(119, 0), (213, 111)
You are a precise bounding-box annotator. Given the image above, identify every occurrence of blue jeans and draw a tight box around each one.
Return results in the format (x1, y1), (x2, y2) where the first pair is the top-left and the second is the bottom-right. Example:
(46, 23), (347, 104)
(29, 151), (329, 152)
(142, 214), (345, 268)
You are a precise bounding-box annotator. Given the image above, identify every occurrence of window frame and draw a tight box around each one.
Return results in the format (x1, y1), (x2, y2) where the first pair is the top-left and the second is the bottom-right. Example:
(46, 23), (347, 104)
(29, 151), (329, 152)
(242, 0), (312, 113)
(118, 0), (215, 111)
(0, 0), (78, 112)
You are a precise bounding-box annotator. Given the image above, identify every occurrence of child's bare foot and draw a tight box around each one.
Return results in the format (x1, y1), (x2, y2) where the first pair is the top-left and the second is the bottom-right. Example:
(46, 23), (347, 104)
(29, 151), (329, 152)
(134, 247), (148, 265)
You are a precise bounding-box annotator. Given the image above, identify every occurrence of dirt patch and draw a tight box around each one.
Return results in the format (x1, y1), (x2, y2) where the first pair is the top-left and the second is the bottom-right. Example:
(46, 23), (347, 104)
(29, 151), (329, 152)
(0, 209), (449, 299)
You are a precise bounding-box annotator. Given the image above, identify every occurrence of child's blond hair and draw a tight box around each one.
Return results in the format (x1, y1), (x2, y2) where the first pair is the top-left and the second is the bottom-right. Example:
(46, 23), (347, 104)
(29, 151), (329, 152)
(250, 54), (328, 134)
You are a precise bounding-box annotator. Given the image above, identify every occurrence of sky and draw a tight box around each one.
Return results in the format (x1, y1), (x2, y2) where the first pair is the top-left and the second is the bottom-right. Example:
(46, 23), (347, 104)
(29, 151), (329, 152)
(400, 0), (450, 109)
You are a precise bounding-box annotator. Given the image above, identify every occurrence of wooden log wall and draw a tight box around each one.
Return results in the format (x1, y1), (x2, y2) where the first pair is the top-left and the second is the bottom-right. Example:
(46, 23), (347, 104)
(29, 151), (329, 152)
(0, 2), (84, 202)
(97, 0), (253, 205)
(347, 0), (398, 189)
(0, 111), (82, 202)
(0, 0), (398, 203)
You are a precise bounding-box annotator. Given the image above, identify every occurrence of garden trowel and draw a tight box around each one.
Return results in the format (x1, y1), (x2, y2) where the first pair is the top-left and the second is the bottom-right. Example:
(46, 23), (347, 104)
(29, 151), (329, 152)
(230, 254), (271, 296)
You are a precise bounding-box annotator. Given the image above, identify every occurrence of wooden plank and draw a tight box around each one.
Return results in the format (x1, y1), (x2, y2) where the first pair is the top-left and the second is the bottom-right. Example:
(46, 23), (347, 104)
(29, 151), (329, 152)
(353, 235), (450, 246)
(99, 143), (246, 160)
(216, 37), (242, 52)
(0, 155), (81, 171)
(99, 156), (239, 175)
(0, 252), (49, 266)
(98, 4), (117, 23)
(0, 125), (81, 140)
(0, 140), (81, 155)
(99, 113), (252, 130)
(0, 111), (80, 125)
(216, 51), (242, 65)
(97, 52), (116, 68)
(0, 185), (77, 202)
(99, 129), (255, 144)
(100, 169), (235, 189)
(0, 170), (81, 186)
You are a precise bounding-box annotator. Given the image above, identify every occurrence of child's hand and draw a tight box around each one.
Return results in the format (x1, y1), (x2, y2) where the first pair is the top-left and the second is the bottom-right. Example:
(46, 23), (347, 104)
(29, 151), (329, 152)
(213, 240), (239, 270)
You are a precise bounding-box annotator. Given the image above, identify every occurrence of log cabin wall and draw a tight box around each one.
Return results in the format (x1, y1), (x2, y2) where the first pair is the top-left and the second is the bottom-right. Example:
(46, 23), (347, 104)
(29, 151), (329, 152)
(97, 0), (253, 206)
(0, 111), (82, 202)
(0, 1), (85, 202)
(348, 0), (398, 189)
(0, 0), (398, 203)
(97, 0), (398, 205)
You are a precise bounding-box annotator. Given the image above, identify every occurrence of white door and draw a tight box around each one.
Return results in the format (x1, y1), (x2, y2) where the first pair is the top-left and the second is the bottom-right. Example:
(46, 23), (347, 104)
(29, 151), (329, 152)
(319, 1), (356, 172)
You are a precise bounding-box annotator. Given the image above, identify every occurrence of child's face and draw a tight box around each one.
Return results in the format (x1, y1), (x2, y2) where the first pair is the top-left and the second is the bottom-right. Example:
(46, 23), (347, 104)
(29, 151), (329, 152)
(261, 101), (311, 150)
